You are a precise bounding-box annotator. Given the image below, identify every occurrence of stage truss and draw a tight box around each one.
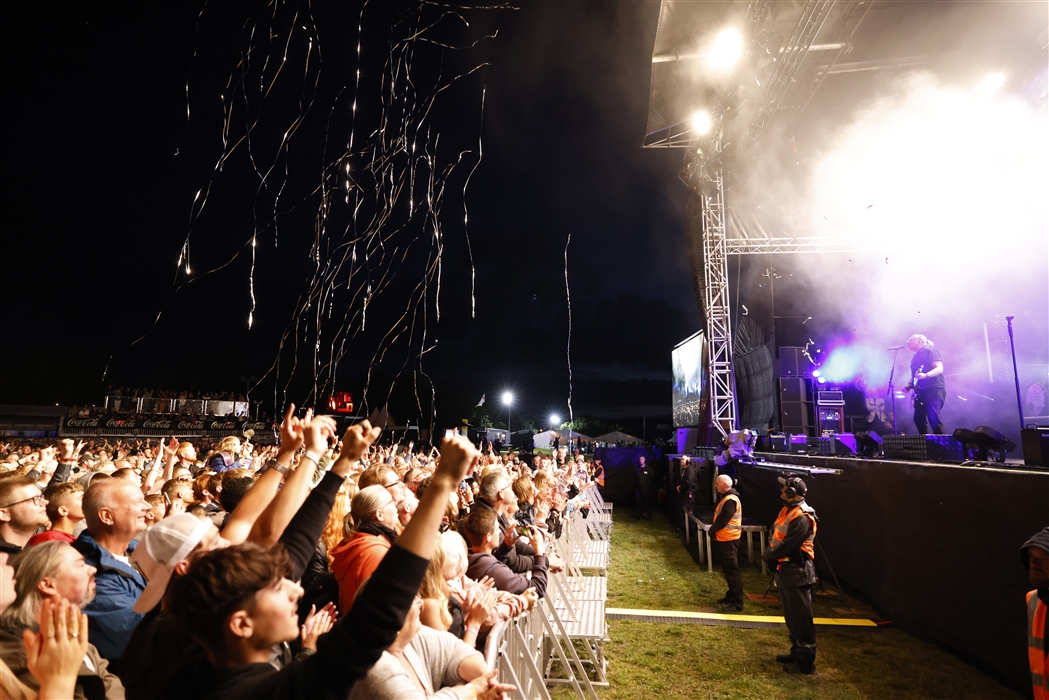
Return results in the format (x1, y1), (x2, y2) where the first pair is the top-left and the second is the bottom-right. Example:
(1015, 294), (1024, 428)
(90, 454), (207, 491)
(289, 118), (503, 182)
(649, 0), (877, 437)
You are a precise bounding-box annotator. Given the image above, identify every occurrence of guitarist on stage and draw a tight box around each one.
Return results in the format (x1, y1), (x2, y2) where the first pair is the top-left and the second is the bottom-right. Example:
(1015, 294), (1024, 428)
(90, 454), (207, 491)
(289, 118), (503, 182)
(905, 334), (946, 434)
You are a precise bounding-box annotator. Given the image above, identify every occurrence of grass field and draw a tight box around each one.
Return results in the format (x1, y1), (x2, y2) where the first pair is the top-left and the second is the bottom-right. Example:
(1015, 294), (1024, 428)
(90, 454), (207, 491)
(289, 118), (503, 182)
(549, 509), (1023, 700)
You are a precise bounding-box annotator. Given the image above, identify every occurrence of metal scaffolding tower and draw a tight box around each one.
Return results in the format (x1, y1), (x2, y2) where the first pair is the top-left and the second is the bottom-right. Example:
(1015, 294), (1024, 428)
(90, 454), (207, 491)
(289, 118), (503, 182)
(699, 167), (736, 434)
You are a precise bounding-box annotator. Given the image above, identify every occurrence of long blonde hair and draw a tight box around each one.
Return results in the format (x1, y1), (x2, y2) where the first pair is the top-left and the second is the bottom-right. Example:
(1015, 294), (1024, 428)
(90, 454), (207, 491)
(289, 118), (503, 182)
(419, 535), (453, 630)
(321, 482), (354, 566)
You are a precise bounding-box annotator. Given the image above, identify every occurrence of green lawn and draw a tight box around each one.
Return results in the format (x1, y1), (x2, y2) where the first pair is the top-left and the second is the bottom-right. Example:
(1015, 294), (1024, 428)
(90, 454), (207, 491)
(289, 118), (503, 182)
(549, 509), (1023, 700)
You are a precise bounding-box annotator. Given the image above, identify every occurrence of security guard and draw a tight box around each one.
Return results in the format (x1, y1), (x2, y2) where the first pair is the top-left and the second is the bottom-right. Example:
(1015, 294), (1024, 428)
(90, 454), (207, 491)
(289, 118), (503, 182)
(710, 474), (744, 611)
(762, 474), (818, 674)
(1021, 526), (1049, 699)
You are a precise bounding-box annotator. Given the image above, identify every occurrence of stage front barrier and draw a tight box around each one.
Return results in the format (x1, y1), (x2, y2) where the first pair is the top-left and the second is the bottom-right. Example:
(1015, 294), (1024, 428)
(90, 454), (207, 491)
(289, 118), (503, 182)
(737, 454), (1049, 691)
(484, 499), (611, 699)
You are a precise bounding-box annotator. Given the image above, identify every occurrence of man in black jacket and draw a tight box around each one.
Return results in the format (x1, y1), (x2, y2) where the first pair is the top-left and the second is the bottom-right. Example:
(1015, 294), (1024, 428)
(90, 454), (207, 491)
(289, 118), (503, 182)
(762, 475), (818, 675)
(633, 456), (654, 520)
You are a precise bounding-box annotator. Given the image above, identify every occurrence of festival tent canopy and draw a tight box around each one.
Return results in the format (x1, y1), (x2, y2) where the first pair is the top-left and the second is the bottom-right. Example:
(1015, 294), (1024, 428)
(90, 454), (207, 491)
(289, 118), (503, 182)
(591, 430), (643, 445)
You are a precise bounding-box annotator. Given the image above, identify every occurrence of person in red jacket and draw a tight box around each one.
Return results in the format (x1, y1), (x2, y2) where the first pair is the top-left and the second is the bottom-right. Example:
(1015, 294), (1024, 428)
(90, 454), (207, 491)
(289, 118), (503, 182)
(330, 485), (401, 613)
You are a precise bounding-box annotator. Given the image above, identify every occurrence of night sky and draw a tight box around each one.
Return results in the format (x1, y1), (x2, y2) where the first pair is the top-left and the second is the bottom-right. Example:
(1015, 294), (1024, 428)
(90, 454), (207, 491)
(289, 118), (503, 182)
(4, 1), (1046, 441)
(1, 1), (700, 432)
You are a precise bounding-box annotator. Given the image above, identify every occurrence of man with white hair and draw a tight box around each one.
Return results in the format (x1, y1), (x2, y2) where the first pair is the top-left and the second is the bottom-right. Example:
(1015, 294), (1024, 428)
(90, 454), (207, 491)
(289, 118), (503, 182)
(0, 541), (125, 698)
(73, 478), (151, 661)
(710, 474), (744, 611)
(906, 333), (946, 434)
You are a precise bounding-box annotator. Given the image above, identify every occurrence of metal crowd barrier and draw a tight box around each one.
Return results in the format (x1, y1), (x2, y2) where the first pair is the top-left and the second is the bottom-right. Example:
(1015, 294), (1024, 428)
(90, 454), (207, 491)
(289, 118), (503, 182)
(484, 494), (612, 699)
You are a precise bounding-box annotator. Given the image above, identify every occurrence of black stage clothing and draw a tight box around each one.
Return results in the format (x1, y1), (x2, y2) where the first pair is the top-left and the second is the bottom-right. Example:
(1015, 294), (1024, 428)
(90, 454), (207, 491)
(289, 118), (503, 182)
(633, 461), (654, 520)
(762, 500), (818, 672)
(910, 346), (946, 434)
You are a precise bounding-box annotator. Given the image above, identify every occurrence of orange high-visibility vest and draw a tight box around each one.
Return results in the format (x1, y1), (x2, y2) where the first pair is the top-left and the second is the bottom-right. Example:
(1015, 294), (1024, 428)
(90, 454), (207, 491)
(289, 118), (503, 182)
(1029, 590), (1048, 699)
(713, 493), (742, 542)
(770, 503), (816, 562)
(594, 465), (605, 488)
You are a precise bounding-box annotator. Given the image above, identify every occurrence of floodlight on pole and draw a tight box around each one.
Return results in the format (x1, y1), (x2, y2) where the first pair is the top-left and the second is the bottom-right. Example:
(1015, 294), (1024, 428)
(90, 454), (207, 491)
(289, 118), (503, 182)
(706, 28), (743, 73)
(692, 110), (712, 135)
(502, 392), (514, 434)
(549, 414), (560, 428)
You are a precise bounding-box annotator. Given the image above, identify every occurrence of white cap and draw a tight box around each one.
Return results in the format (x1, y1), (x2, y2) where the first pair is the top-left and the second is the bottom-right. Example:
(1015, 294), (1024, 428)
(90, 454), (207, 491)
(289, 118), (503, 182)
(131, 513), (213, 614)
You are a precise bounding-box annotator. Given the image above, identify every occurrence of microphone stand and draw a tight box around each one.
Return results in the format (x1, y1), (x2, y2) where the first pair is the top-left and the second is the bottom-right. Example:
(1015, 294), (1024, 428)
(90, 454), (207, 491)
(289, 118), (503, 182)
(887, 348), (902, 435)
(1006, 316), (1025, 432)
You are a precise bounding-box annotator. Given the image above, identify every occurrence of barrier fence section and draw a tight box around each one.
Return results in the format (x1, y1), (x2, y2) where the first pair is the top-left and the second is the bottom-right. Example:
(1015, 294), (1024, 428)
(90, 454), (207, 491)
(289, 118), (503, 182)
(485, 483), (611, 699)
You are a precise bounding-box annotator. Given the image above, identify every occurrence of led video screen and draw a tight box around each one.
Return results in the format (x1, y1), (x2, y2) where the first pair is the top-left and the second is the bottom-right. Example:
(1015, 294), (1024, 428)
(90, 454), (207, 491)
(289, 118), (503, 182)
(672, 330), (708, 428)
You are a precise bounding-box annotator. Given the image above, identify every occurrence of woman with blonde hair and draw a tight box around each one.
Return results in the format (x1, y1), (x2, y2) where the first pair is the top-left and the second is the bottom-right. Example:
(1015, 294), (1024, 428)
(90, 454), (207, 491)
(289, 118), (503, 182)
(330, 485), (400, 613)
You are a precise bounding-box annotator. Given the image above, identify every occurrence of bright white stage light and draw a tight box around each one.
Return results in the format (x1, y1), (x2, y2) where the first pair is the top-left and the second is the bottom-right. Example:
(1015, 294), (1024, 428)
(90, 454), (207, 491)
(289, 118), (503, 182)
(707, 28), (743, 73)
(502, 391), (514, 406)
(549, 414), (561, 426)
(692, 110), (712, 135)
(976, 72), (1006, 95)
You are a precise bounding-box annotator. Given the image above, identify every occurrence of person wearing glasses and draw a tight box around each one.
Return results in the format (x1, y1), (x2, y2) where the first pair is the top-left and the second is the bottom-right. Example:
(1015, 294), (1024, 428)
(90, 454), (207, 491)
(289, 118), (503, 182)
(0, 477), (49, 554)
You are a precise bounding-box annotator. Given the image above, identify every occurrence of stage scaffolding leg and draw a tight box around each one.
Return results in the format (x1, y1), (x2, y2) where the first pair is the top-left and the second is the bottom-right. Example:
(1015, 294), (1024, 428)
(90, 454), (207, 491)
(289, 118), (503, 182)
(701, 166), (737, 437)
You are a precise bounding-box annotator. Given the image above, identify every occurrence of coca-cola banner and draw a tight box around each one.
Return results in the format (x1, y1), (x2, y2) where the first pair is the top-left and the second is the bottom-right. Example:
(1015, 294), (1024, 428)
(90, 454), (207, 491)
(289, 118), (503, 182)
(60, 416), (275, 437)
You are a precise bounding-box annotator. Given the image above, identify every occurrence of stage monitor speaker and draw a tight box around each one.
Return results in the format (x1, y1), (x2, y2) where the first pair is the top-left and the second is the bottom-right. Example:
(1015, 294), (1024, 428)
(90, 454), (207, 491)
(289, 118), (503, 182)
(953, 426), (1017, 463)
(854, 431), (884, 457)
(883, 434), (965, 463)
(1021, 428), (1049, 467)
(780, 346), (806, 377)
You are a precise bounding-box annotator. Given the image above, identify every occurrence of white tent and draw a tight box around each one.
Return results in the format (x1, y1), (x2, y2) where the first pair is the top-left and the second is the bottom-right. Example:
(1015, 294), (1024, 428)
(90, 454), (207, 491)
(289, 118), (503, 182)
(533, 430), (562, 450)
(592, 430), (643, 445)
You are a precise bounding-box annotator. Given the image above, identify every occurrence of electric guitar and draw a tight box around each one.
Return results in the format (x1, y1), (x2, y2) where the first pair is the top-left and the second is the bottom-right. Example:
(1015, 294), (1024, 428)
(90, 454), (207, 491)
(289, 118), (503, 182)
(906, 364), (924, 407)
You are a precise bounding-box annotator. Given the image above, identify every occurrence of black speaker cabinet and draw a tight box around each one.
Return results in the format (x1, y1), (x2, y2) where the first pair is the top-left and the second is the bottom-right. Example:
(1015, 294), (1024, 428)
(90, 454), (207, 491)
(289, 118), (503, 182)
(883, 434), (965, 463)
(1022, 428), (1049, 467)
(780, 346), (806, 377)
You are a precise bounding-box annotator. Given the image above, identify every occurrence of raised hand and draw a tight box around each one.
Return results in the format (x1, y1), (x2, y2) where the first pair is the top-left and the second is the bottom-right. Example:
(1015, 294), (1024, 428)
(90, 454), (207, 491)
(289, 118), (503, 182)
(339, 420), (382, 463)
(279, 404), (306, 453)
(302, 414), (337, 456)
(435, 435), (480, 486)
(23, 597), (89, 699)
(300, 603), (336, 651)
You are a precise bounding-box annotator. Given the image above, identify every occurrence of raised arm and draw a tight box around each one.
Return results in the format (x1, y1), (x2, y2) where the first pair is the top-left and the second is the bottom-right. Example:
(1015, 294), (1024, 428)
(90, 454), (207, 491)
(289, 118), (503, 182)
(221, 404), (303, 545)
(248, 413), (336, 548)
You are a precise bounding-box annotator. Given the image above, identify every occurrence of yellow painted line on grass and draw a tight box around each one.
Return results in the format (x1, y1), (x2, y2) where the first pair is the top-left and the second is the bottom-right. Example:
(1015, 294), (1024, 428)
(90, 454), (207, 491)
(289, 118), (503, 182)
(606, 607), (878, 627)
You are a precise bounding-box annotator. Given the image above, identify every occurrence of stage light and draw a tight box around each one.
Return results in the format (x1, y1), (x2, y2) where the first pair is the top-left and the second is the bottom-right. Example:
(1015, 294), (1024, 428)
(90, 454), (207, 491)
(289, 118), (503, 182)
(692, 110), (712, 135)
(549, 414), (560, 426)
(976, 72), (1006, 95)
(707, 28), (743, 73)
(502, 391), (514, 406)
(812, 370), (821, 378)
(817, 376), (827, 385)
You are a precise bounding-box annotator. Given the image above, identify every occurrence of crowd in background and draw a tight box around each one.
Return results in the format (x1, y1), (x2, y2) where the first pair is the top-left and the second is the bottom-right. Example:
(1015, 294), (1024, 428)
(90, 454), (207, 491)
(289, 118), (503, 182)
(0, 412), (599, 699)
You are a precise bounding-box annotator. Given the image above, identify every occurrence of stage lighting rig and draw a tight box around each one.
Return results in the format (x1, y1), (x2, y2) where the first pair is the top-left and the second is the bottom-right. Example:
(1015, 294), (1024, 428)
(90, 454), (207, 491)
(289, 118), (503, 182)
(706, 28), (744, 73)
(692, 110), (713, 135)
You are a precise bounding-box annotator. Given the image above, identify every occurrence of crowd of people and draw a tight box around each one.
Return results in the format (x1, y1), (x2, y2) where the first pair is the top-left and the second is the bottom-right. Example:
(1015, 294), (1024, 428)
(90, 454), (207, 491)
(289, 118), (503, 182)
(0, 414), (600, 699)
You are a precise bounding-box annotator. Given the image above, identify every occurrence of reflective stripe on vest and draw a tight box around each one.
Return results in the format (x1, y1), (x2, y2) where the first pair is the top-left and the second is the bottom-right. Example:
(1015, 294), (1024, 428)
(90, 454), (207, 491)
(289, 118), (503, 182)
(595, 467), (605, 488)
(1029, 590), (1048, 699)
(713, 494), (742, 542)
(770, 504), (816, 562)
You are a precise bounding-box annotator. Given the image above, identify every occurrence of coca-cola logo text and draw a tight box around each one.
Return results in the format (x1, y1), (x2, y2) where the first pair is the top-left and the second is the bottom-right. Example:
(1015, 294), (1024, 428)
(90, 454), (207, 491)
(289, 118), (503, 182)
(66, 418), (99, 427)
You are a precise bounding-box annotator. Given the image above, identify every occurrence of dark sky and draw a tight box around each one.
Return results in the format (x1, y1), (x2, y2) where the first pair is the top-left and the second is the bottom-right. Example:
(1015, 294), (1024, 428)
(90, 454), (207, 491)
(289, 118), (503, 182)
(1, 1), (701, 430)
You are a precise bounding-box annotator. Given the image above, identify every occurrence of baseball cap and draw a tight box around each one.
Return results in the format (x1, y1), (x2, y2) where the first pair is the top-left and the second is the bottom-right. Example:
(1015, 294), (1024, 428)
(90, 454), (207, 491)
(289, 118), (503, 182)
(777, 475), (807, 496)
(131, 513), (214, 614)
